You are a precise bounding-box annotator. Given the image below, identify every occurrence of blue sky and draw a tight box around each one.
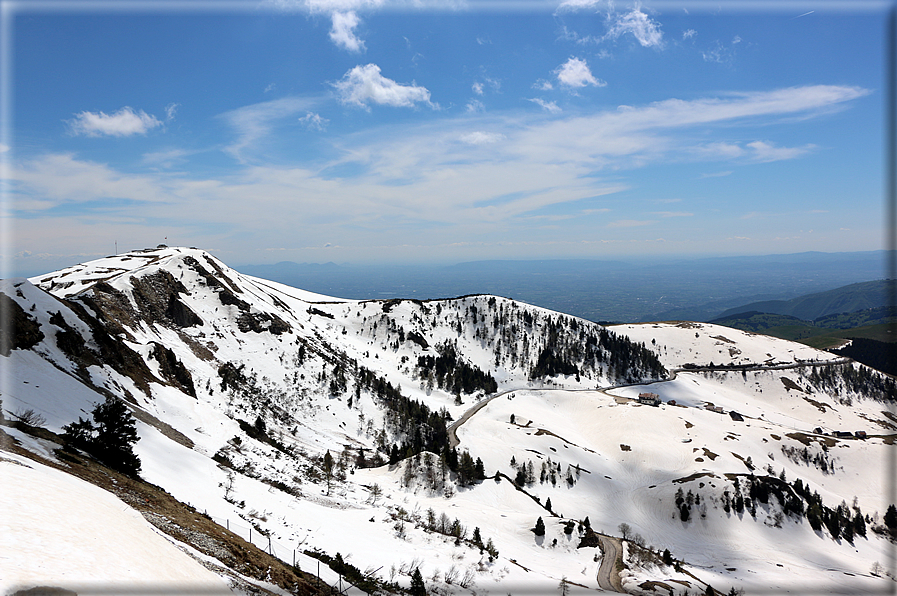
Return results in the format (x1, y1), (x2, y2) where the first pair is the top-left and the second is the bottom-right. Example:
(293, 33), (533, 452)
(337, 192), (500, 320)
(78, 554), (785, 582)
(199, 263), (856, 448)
(2, 0), (890, 275)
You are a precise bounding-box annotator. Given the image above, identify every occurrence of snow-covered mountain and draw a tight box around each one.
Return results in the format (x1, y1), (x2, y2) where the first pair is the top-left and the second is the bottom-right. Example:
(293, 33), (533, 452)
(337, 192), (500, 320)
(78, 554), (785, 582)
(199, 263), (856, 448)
(2, 246), (895, 595)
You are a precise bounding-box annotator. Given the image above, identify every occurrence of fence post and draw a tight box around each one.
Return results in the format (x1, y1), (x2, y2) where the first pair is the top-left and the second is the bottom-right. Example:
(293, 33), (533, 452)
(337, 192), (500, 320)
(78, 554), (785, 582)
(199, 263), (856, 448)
(249, 527), (252, 544)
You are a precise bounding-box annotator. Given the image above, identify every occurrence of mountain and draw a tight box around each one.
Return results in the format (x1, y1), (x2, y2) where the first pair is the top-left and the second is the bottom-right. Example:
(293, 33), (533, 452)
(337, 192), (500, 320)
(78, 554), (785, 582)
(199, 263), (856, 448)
(2, 246), (895, 595)
(714, 280), (893, 322)
(231, 251), (889, 324)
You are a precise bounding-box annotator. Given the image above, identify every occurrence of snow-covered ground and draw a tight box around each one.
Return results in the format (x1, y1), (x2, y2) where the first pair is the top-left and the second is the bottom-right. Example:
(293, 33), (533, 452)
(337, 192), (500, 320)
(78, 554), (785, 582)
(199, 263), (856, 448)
(2, 246), (894, 595)
(0, 449), (232, 594)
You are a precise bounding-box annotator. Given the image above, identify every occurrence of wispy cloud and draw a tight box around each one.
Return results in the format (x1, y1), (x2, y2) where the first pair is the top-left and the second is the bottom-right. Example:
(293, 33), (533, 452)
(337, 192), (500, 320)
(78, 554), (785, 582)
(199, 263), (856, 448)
(220, 96), (319, 161)
(299, 112), (329, 131)
(605, 5), (664, 49)
(67, 107), (163, 137)
(607, 219), (654, 228)
(527, 98), (562, 113)
(14, 84), (870, 262)
(555, 57), (605, 89)
(333, 64), (433, 109)
(652, 211), (693, 218)
(747, 140), (815, 162)
(699, 170), (732, 178)
(459, 131), (505, 145)
(683, 29), (696, 40)
(466, 99), (486, 113)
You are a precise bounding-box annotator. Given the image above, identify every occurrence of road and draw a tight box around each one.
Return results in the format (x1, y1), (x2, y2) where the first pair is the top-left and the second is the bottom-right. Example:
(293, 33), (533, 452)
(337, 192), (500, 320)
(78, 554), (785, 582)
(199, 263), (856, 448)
(596, 534), (626, 593)
(447, 390), (511, 449)
(448, 357), (853, 448)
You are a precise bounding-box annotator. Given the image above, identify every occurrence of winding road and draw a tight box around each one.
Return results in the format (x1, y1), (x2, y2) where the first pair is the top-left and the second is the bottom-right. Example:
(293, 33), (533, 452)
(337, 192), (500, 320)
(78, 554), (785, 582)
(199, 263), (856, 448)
(596, 534), (626, 593)
(445, 356), (853, 591)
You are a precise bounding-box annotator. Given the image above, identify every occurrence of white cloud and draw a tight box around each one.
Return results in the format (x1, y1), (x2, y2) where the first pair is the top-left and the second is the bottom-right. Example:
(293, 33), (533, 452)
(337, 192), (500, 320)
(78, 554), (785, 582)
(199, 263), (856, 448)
(466, 99), (485, 113)
(15, 84), (870, 262)
(555, 57), (605, 89)
(702, 41), (732, 64)
(683, 29), (696, 40)
(330, 10), (366, 52)
(220, 96), (319, 161)
(274, 0), (384, 12)
(699, 170), (733, 178)
(459, 131), (505, 145)
(299, 112), (329, 130)
(472, 82), (484, 96)
(333, 64), (433, 109)
(142, 148), (191, 168)
(747, 140), (815, 162)
(732, 35), (742, 44)
(607, 219), (654, 228)
(652, 211), (693, 218)
(605, 6), (664, 48)
(0, 143), (9, 153)
(555, 0), (607, 13)
(164, 103), (179, 122)
(265, 83), (277, 93)
(527, 98), (562, 113)
(68, 107), (163, 137)
(534, 79), (554, 91)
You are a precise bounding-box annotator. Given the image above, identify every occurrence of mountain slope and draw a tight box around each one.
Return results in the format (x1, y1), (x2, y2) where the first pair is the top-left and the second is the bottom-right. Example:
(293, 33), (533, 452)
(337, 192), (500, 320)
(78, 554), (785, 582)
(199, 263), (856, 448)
(2, 246), (895, 595)
(715, 280), (893, 321)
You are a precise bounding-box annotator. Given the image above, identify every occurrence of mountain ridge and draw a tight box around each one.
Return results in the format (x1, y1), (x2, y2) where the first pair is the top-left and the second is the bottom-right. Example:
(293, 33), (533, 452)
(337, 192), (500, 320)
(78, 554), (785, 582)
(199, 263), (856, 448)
(2, 246), (895, 595)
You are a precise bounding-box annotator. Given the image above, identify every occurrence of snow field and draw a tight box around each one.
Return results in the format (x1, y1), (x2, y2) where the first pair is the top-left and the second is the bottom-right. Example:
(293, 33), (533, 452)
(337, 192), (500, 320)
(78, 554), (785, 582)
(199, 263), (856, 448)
(0, 451), (231, 594)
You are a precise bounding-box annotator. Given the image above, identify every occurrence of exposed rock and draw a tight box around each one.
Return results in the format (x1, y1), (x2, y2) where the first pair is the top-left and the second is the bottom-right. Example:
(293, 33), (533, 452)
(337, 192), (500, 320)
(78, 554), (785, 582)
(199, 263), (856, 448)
(130, 270), (201, 328)
(150, 342), (197, 397)
(0, 292), (45, 356)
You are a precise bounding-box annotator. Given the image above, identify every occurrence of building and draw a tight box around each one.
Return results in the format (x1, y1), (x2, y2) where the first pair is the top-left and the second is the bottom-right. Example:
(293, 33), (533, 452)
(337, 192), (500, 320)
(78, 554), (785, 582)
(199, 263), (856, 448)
(638, 392), (661, 406)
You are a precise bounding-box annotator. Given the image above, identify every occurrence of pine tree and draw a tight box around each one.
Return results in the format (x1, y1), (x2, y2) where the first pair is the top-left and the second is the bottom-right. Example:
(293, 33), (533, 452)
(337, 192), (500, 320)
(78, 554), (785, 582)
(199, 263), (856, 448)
(64, 396), (141, 476)
(885, 504), (897, 532)
(534, 516), (546, 536)
(409, 568), (426, 596)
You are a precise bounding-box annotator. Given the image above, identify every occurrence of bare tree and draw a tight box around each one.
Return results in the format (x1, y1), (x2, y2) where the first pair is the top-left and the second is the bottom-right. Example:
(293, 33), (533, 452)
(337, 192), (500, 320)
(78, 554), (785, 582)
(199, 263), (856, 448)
(618, 522), (632, 540)
(10, 408), (46, 427)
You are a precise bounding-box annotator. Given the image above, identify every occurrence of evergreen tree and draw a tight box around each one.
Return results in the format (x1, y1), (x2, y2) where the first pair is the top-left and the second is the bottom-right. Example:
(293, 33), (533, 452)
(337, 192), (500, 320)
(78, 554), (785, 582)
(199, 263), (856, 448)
(885, 504), (897, 533)
(853, 511), (867, 538)
(409, 568), (426, 596)
(534, 516), (546, 536)
(545, 497), (552, 512)
(64, 396), (141, 476)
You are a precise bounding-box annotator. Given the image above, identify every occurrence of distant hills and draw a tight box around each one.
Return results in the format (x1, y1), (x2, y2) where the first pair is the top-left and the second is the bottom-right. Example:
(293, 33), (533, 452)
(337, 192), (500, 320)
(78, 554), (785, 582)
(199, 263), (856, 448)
(236, 250), (891, 324)
(714, 280), (892, 321)
(706, 280), (896, 374)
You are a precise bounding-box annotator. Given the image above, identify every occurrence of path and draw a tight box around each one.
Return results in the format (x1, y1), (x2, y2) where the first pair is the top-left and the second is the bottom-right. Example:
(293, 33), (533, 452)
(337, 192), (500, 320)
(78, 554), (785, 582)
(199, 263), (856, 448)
(448, 358), (852, 448)
(596, 534), (626, 593)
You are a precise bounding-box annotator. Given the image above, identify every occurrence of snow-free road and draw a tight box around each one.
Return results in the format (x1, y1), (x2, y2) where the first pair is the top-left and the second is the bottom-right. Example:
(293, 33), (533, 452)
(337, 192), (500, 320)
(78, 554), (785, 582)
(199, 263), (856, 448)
(596, 534), (625, 593)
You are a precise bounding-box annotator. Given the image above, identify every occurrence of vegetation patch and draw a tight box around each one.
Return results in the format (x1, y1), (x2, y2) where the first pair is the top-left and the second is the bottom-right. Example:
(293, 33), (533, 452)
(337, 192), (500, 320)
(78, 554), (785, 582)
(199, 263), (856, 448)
(672, 472), (716, 484)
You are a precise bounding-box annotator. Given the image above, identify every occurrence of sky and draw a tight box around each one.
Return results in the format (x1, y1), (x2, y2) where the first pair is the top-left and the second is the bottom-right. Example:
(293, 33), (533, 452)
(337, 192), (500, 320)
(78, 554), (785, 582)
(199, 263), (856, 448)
(1, 0), (892, 276)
